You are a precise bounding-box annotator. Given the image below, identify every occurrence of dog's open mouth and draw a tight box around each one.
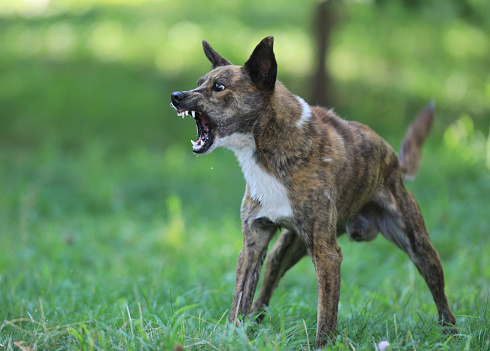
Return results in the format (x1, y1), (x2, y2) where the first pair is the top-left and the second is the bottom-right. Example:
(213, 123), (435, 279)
(176, 109), (214, 153)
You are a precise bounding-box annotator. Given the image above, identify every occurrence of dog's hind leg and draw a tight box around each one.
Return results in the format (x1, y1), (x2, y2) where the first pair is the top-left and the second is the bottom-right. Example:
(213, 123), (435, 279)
(250, 229), (307, 315)
(377, 176), (456, 329)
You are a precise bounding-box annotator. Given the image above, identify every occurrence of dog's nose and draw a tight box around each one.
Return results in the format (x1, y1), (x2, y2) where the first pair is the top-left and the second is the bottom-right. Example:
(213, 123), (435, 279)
(171, 91), (185, 107)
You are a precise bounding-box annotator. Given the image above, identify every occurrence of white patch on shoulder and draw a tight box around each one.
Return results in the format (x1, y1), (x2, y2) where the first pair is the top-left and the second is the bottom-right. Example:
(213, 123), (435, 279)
(295, 95), (312, 128)
(217, 133), (293, 222)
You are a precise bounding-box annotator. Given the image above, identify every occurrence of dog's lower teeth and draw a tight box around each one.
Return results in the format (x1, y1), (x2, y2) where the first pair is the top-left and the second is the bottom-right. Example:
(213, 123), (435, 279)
(191, 140), (196, 146)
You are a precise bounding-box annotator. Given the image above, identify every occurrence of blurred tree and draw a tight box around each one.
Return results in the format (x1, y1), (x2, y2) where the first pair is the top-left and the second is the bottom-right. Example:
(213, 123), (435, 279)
(310, 0), (335, 107)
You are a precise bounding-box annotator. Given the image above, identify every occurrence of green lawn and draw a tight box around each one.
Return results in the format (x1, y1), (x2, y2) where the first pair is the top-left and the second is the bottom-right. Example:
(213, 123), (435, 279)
(1, 0), (489, 349)
(1, 119), (489, 350)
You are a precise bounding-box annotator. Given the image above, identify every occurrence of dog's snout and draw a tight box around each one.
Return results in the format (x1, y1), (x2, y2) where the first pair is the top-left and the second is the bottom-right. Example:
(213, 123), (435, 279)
(171, 91), (185, 107)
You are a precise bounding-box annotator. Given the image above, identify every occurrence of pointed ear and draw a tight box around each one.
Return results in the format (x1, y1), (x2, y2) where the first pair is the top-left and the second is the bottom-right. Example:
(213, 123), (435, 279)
(202, 40), (232, 68)
(244, 36), (277, 91)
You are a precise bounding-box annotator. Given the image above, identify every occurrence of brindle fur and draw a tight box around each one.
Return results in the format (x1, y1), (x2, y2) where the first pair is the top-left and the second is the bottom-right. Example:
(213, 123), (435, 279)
(171, 36), (456, 348)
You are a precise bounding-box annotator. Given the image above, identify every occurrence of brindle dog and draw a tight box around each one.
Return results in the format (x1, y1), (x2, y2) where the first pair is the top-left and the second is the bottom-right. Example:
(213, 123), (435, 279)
(171, 36), (456, 347)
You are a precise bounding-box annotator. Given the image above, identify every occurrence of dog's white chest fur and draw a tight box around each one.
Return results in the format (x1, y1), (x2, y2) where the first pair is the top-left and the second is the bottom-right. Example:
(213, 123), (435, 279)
(218, 133), (293, 222)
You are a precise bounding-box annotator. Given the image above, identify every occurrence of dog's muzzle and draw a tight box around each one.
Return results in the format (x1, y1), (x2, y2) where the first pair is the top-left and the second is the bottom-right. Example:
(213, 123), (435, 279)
(170, 91), (214, 154)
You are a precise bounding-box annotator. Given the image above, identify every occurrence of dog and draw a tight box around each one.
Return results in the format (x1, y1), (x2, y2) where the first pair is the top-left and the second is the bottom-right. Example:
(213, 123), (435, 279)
(170, 36), (456, 347)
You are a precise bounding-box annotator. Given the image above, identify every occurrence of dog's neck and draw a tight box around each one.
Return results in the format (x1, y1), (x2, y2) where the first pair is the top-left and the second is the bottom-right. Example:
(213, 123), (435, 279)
(218, 87), (316, 222)
(253, 85), (315, 177)
(222, 88), (315, 176)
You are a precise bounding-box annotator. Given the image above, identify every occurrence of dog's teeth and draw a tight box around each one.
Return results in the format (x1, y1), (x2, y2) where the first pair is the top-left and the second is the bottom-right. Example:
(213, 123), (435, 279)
(185, 111), (189, 116)
(191, 140), (196, 146)
(191, 111), (195, 118)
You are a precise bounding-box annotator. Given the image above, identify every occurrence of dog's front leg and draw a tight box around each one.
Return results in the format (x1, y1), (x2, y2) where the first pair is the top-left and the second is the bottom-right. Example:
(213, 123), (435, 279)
(313, 240), (343, 347)
(303, 216), (343, 348)
(229, 202), (277, 325)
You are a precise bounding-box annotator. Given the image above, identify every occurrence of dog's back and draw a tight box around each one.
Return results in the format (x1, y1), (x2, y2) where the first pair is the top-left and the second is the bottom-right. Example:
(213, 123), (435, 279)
(305, 102), (434, 226)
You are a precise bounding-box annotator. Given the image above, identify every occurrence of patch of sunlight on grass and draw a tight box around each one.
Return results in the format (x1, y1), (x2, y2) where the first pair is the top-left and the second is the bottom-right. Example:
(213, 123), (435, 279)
(45, 21), (77, 59)
(156, 21), (204, 76)
(445, 73), (469, 103)
(0, 0), (163, 17)
(88, 21), (126, 63)
(329, 47), (393, 88)
(136, 18), (167, 49)
(57, 0), (156, 6)
(167, 21), (203, 52)
(443, 114), (490, 168)
(155, 47), (184, 77)
(0, 0), (52, 16)
(162, 194), (185, 249)
(329, 47), (361, 82)
(443, 21), (488, 59)
(274, 30), (313, 77)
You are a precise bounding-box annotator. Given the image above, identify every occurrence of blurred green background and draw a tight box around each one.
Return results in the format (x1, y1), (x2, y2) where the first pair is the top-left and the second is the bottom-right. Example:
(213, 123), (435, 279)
(1, 0), (489, 150)
(0, 0), (489, 349)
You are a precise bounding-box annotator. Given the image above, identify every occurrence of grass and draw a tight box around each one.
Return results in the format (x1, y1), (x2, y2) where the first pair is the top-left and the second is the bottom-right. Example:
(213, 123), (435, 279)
(0, 120), (489, 350)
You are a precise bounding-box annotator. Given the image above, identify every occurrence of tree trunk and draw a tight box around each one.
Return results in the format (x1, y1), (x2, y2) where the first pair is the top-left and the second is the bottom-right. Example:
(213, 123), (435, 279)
(311, 0), (336, 107)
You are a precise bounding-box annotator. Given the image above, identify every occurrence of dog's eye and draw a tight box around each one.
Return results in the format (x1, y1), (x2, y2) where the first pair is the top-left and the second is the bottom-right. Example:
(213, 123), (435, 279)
(213, 83), (226, 92)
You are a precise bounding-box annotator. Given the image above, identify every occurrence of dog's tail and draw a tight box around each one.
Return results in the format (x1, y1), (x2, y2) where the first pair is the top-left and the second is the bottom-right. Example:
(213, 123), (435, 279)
(398, 101), (435, 181)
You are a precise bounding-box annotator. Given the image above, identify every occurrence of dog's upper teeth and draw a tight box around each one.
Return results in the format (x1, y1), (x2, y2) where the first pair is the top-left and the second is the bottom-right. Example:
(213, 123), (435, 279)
(176, 110), (198, 119)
